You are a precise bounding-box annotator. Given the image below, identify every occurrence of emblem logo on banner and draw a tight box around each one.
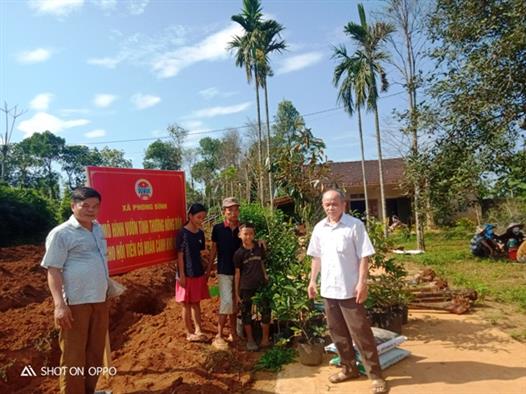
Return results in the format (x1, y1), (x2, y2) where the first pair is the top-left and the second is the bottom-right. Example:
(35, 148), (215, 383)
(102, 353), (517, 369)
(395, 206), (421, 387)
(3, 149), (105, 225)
(135, 178), (153, 200)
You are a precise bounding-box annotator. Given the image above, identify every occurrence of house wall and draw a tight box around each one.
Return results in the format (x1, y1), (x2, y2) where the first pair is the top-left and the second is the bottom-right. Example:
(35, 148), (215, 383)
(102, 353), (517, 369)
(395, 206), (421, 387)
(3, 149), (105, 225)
(345, 184), (412, 224)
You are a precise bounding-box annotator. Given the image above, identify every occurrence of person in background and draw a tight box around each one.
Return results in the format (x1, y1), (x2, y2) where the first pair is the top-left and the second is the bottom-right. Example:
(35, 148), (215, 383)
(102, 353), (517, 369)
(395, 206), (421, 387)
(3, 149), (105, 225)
(307, 189), (388, 394)
(41, 187), (109, 394)
(175, 203), (211, 342)
(471, 224), (500, 258)
(234, 223), (271, 351)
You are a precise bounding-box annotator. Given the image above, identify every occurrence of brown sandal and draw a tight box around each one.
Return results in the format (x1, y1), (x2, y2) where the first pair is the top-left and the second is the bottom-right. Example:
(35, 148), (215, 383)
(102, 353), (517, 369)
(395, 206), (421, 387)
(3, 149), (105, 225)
(328, 370), (360, 384)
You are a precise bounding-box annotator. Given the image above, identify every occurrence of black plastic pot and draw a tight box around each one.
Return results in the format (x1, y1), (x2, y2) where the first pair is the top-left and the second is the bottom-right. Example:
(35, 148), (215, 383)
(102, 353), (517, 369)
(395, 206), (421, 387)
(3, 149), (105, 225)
(366, 305), (404, 334)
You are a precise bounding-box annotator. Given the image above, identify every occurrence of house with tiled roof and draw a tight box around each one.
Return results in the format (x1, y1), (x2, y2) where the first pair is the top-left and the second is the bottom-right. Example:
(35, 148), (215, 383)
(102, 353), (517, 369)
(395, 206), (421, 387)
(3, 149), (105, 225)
(329, 158), (412, 224)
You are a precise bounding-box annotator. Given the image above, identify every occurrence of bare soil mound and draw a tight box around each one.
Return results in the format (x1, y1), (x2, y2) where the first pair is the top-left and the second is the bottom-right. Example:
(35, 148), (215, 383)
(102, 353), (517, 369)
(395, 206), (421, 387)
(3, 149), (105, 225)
(0, 245), (259, 393)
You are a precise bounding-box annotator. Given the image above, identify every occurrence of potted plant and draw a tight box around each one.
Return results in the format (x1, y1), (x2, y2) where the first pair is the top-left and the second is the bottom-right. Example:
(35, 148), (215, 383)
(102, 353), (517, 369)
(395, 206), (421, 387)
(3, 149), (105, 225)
(291, 300), (326, 366)
(364, 218), (412, 333)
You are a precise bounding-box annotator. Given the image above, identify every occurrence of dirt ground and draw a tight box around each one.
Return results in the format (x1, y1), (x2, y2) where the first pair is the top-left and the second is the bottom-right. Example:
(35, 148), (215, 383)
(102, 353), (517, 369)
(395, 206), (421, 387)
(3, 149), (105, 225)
(1, 245), (525, 394)
(275, 310), (526, 394)
(0, 245), (259, 394)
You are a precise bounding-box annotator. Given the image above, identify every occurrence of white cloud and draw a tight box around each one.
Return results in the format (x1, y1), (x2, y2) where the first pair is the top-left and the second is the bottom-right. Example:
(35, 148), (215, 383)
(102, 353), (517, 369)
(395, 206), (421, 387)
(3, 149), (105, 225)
(181, 120), (205, 130)
(276, 51), (324, 75)
(18, 112), (90, 137)
(60, 108), (91, 116)
(88, 26), (187, 70)
(92, 0), (116, 12)
(152, 23), (243, 78)
(30, 93), (53, 111)
(187, 102), (251, 119)
(198, 87), (237, 100)
(28, 0), (84, 16)
(87, 56), (121, 68)
(199, 87), (220, 100)
(131, 94), (161, 110)
(127, 0), (149, 15)
(93, 94), (117, 108)
(84, 129), (106, 138)
(29, 0), (148, 17)
(17, 48), (52, 64)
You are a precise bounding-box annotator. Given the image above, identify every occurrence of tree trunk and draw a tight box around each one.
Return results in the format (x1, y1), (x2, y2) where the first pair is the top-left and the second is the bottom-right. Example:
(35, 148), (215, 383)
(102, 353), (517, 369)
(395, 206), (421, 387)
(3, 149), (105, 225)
(263, 81), (274, 209)
(254, 67), (264, 205)
(373, 104), (387, 236)
(357, 108), (370, 223)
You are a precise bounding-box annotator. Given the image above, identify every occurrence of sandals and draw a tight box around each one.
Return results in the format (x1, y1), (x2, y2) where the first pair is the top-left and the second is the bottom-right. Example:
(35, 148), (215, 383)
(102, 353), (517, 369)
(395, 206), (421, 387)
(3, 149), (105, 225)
(186, 333), (207, 342)
(328, 369), (360, 384)
(371, 379), (389, 394)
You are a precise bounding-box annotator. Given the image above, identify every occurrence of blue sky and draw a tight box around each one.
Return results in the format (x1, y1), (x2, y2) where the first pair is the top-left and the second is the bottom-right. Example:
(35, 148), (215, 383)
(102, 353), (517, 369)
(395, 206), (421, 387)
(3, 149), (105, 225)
(2, 0), (415, 167)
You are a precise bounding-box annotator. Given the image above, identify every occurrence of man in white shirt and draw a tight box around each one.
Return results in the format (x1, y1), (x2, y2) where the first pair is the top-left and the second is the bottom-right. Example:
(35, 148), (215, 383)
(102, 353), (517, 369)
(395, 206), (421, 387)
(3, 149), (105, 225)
(307, 190), (387, 394)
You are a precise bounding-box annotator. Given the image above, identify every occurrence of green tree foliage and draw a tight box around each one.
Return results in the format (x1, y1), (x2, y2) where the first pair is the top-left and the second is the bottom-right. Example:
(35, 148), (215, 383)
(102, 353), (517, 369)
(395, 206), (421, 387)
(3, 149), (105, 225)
(61, 145), (101, 189)
(24, 131), (65, 199)
(0, 185), (58, 246)
(238, 204), (322, 339)
(272, 100), (305, 146)
(271, 123), (331, 225)
(229, 0), (287, 205)
(429, 0), (526, 137)
(143, 123), (187, 170)
(97, 147), (132, 168)
(426, 0), (526, 219)
(143, 140), (182, 170)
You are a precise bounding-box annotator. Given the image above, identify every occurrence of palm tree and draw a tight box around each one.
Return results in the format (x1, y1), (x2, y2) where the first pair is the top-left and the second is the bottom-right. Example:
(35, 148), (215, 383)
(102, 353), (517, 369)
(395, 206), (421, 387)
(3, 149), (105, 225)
(343, 3), (395, 234)
(229, 0), (266, 205)
(255, 19), (286, 208)
(332, 44), (370, 223)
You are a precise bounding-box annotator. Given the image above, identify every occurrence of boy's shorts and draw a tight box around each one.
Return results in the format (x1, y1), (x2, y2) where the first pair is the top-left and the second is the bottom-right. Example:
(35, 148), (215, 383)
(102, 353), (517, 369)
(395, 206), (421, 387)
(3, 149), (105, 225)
(218, 274), (234, 314)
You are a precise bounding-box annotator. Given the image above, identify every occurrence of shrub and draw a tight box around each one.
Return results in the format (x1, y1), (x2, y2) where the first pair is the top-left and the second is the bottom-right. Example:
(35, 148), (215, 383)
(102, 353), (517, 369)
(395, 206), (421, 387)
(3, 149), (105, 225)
(0, 185), (58, 246)
(239, 204), (323, 339)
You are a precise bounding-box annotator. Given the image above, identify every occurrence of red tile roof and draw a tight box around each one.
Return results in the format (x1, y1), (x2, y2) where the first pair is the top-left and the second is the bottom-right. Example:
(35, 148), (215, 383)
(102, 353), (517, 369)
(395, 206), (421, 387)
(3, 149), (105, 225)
(329, 158), (406, 187)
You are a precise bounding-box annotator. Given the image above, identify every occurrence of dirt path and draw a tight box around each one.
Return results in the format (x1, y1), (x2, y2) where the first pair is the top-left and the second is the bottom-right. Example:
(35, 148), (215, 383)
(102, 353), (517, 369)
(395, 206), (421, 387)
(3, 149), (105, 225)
(275, 310), (526, 394)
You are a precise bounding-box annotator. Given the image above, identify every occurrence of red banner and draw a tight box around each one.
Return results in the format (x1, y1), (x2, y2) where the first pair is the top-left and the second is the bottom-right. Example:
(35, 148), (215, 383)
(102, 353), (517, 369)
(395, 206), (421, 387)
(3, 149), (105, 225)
(86, 166), (186, 275)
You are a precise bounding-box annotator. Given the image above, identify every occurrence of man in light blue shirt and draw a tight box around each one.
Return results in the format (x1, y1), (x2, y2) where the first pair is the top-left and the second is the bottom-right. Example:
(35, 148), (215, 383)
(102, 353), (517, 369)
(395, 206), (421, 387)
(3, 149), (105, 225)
(41, 187), (109, 394)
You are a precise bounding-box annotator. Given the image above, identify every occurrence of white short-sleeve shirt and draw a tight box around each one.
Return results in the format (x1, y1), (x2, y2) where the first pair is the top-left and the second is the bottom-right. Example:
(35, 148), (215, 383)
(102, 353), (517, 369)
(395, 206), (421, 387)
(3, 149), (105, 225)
(307, 213), (375, 299)
(41, 215), (109, 305)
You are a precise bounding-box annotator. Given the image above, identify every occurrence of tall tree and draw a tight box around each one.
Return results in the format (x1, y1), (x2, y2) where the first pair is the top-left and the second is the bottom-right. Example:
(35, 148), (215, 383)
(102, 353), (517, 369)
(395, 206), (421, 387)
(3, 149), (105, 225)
(427, 0), (526, 219)
(229, 0), (265, 204)
(383, 0), (427, 248)
(255, 18), (287, 207)
(332, 43), (371, 222)
(343, 3), (395, 233)
(143, 140), (182, 170)
(97, 147), (132, 168)
(272, 100), (305, 145)
(25, 131), (65, 199)
(191, 137), (223, 207)
(61, 145), (101, 189)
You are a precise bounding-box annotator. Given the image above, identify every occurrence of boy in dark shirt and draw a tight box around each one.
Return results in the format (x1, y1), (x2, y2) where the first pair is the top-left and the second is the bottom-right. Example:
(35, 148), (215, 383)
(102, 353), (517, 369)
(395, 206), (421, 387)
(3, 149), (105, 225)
(234, 223), (271, 351)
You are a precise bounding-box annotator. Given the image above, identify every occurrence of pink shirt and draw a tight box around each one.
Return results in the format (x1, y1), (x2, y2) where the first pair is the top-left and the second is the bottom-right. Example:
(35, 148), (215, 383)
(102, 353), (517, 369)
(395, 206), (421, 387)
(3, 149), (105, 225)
(307, 213), (375, 299)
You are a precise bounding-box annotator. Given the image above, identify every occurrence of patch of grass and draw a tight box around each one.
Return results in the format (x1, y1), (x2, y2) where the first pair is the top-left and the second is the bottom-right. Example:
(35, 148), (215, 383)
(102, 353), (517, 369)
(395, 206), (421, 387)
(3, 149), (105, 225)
(510, 329), (526, 342)
(391, 232), (526, 312)
(255, 346), (297, 372)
